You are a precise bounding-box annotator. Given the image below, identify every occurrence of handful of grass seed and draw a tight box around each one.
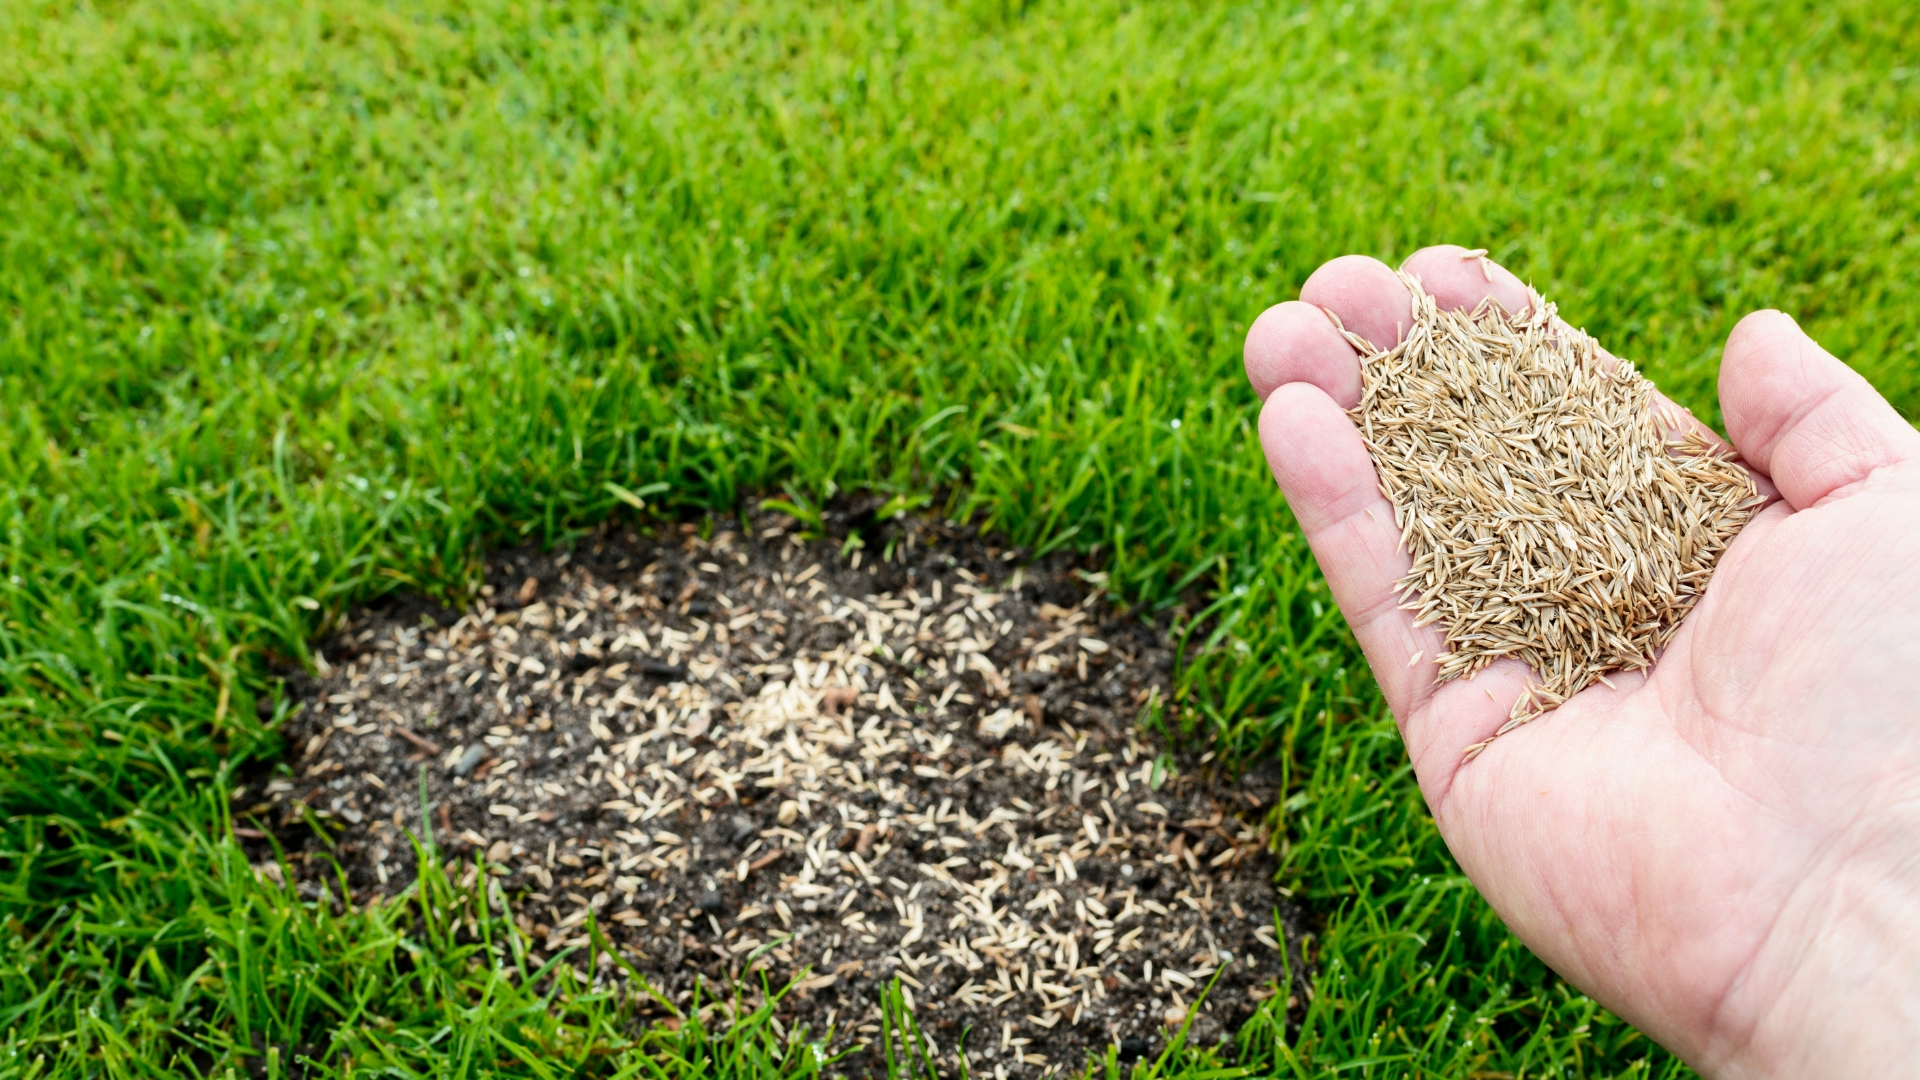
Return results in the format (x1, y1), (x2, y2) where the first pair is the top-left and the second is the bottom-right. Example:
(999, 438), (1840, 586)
(1336, 271), (1761, 757)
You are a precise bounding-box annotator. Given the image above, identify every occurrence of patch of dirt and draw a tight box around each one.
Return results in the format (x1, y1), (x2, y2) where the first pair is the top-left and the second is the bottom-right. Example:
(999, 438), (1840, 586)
(243, 511), (1308, 1075)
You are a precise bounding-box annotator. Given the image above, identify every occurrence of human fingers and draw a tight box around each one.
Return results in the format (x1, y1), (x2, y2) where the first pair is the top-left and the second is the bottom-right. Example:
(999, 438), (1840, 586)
(1398, 244), (1535, 315)
(1268, 249), (1776, 756)
(1244, 253), (1429, 409)
(1243, 301), (1363, 407)
(1718, 310), (1920, 510)
(1254, 380), (1547, 785)
(1257, 381), (1445, 726)
(1272, 250), (1601, 756)
(1298, 254), (1414, 351)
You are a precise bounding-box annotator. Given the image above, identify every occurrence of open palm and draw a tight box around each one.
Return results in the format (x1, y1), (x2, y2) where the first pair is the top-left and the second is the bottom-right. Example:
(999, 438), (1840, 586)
(1244, 247), (1920, 1077)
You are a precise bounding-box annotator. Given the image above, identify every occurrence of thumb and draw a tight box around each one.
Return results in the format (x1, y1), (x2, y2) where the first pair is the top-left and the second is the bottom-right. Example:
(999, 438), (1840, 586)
(1718, 310), (1920, 510)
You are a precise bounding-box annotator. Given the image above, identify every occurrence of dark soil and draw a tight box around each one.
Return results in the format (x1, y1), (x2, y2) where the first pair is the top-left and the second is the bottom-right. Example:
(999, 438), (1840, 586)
(242, 511), (1308, 1076)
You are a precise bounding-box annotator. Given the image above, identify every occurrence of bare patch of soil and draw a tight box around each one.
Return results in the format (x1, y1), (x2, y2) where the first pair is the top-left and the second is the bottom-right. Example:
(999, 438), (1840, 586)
(243, 511), (1307, 1075)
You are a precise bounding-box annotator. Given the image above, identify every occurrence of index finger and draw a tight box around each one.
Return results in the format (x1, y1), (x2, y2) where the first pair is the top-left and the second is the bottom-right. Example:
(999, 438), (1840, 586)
(1247, 255), (1440, 724)
(1257, 379), (1447, 724)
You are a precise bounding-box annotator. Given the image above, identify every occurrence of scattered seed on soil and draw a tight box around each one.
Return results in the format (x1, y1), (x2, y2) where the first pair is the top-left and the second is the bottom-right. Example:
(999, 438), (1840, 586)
(1337, 272), (1762, 755)
(243, 511), (1309, 1074)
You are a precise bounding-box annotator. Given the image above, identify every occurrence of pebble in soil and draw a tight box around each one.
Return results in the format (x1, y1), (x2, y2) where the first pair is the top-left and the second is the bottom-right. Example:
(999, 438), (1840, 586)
(244, 512), (1310, 1075)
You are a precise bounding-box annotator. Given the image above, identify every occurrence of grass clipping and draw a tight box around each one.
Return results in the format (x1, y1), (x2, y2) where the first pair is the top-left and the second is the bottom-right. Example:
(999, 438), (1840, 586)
(1339, 271), (1761, 757)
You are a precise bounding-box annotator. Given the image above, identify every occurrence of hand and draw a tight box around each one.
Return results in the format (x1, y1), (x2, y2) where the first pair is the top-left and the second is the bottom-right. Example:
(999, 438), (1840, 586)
(1243, 247), (1920, 1078)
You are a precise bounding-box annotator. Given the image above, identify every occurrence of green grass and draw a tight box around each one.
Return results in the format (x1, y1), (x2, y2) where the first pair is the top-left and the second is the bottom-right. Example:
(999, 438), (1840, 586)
(2, 0), (1917, 1074)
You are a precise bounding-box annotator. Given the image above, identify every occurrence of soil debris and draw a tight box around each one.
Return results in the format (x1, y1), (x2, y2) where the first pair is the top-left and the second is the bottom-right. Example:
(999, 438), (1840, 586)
(243, 511), (1308, 1074)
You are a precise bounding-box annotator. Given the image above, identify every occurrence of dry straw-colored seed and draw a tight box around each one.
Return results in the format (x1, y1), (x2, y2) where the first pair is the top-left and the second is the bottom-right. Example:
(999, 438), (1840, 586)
(1334, 271), (1762, 758)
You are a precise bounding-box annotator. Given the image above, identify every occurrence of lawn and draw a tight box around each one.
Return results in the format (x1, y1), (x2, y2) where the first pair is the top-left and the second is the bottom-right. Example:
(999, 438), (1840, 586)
(2, 0), (1917, 1075)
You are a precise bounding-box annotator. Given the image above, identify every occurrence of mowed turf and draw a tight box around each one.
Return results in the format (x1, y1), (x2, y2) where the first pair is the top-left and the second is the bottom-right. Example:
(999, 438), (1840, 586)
(3, 0), (1917, 1075)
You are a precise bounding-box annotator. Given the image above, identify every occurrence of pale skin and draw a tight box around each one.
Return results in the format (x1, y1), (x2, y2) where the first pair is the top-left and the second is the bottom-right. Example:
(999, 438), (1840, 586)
(1244, 246), (1920, 1078)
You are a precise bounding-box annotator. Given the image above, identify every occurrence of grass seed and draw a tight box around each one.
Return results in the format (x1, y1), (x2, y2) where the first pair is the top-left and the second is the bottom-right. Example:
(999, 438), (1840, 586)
(1339, 272), (1762, 754)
